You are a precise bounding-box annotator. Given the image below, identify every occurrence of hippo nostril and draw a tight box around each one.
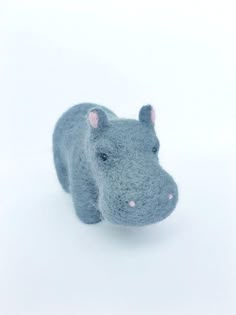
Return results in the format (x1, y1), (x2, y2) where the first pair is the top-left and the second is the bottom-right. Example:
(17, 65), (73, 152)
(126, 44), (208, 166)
(168, 193), (173, 200)
(128, 200), (136, 207)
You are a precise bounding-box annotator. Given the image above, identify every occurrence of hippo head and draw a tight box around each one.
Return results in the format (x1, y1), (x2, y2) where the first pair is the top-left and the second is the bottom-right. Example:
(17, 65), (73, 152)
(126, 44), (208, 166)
(87, 105), (178, 226)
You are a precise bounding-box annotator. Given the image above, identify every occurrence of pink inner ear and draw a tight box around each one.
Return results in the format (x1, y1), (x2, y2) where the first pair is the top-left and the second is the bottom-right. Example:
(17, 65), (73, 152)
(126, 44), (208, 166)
(151, 108), (156, 124)
(88, 111), (99, 128)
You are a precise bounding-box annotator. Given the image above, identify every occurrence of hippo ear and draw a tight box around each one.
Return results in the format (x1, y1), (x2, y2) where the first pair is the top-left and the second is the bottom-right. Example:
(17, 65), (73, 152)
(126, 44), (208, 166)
(88, 108), (109, 130)
(139, 105), (155, 126)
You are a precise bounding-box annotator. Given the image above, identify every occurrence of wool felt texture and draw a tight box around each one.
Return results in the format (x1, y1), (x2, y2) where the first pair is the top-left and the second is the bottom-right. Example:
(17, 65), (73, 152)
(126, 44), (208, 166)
(53, 103), (178, 226)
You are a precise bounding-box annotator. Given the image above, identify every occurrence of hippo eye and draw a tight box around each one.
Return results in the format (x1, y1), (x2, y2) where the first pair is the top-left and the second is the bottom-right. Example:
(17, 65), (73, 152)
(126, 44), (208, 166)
(152, 146), (158, 153)
(98, 153), (108, 161)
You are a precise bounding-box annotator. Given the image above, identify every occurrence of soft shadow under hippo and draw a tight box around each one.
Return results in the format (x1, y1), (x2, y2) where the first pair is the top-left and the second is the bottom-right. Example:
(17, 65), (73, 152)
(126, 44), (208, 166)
(53, 103), (178, 226)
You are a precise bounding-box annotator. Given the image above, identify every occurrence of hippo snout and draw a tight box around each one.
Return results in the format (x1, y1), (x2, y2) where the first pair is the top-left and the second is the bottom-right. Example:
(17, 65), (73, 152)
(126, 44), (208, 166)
(99, 169), (178, 226)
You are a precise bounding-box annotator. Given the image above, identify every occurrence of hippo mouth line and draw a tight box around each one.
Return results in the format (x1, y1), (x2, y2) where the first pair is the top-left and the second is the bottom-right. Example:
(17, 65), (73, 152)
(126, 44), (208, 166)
(100, 201), (176, 226)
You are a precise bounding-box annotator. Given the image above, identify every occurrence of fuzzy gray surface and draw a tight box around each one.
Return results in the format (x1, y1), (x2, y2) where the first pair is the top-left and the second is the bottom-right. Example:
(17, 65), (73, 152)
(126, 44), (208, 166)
(53, 103), (178, 226)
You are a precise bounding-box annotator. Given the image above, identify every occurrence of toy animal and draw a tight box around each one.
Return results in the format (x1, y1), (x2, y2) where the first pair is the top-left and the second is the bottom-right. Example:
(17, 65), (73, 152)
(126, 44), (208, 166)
(53, 103), (178, 226)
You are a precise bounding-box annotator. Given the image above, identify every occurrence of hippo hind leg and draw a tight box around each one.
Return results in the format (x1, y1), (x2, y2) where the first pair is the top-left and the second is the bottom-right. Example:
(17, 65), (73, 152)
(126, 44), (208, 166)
(53, 146), (70, 193)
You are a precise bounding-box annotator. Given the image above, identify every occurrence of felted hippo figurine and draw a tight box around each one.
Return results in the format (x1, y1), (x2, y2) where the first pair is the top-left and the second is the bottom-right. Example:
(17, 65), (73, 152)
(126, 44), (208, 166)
(53, 103), (178, 226)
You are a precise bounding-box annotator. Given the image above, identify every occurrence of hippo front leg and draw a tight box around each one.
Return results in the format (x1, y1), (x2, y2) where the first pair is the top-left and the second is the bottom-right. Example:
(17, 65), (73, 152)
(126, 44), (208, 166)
(70, 173), (102, 224)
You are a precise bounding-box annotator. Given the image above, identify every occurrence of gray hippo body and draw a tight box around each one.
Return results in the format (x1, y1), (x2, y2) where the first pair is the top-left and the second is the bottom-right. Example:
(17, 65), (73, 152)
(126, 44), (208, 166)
(53, 103), (178, 226)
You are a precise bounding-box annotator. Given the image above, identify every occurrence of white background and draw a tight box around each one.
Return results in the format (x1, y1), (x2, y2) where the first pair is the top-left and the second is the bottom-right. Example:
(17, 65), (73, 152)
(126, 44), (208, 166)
(0, 1), (235, 314)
